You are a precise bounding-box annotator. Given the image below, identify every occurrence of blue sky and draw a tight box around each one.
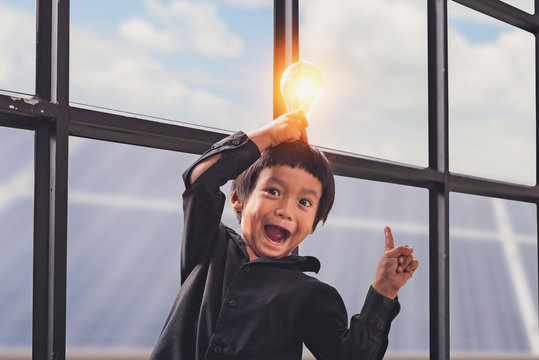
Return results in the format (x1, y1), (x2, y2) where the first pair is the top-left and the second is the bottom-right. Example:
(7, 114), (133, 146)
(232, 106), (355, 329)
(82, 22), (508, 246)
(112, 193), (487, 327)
(450, 17), (513, 44)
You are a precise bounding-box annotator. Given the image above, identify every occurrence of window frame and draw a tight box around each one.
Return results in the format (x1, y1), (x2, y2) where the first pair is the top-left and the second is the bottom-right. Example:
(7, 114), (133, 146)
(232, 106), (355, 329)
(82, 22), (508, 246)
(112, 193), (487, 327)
(0, 0), (537, 359)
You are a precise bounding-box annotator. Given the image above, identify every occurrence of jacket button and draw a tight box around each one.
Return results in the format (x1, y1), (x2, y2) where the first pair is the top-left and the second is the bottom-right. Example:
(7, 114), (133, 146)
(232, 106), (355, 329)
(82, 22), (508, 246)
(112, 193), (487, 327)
(232, 138), (241, 145)
(243, 266), (250, 273)
(228, 299), (238, 308)
(213, 345), (223, 354)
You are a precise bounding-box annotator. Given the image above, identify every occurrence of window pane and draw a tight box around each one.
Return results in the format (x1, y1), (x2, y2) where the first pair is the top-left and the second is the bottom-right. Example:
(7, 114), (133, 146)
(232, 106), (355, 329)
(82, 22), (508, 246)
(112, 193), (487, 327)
(448, 2), (536, 185)
(450, 193), (538, 355)
(0, 0), (36, 94)
(300, 0), (428, 166)
(301, 178), (429, 357)
(70, 0), (273, 132)
(0, 127), (34, 356)
(66, 137), (197, 356)
(501, 0), (534, 14)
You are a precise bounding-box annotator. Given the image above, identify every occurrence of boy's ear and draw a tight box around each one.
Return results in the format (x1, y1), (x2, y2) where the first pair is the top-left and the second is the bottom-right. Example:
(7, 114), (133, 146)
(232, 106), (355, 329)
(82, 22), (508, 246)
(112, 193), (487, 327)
(230, 190), (243, 211)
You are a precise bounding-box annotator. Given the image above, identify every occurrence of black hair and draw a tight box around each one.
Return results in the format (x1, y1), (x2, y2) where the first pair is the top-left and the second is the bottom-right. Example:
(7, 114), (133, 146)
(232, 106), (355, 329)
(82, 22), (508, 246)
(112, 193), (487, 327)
(231, 141), (335, 231)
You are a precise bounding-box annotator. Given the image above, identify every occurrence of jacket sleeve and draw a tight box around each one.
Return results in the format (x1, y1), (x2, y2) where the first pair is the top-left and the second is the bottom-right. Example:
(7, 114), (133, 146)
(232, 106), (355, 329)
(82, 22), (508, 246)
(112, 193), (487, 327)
(302, 284), (400, 360)
(180, 131), (260, 284)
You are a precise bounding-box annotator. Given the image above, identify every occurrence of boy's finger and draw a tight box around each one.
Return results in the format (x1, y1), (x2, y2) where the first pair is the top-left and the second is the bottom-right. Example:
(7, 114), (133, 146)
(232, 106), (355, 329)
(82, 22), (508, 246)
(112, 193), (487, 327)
(297, 117), (308, 128)
(386, 245), (413, 258)
(384, 226), (394, 251)
(401, 254), (414, 269)
(404, 260), (419, 277)
(293, 109), (308, 127)
(299, 126), (308, 143)
(408, 259), (419, 272)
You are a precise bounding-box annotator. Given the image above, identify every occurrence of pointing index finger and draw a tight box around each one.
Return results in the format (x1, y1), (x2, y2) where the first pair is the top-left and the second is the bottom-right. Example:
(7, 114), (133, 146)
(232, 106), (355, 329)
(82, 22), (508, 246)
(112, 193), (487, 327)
(384, 226), (394, 251)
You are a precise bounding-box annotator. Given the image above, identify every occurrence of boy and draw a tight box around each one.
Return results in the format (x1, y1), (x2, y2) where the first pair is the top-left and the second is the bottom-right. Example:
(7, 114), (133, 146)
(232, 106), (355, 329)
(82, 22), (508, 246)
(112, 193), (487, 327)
(150, 110), (418, 360)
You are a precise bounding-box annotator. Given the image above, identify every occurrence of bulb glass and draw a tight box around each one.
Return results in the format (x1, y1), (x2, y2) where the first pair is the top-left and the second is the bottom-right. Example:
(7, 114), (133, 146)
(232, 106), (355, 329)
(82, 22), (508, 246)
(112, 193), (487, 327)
(280, 61), (324, 119)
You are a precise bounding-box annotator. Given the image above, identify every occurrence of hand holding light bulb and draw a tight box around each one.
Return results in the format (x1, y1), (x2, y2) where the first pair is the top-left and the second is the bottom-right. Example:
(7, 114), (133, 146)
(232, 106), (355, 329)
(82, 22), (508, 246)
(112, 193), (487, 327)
(280, 61), (324, 120)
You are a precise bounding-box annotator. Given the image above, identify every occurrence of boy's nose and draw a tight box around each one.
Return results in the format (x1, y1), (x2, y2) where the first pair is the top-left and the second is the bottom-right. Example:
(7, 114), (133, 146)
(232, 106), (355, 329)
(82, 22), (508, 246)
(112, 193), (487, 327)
(275, 207), (292, 220)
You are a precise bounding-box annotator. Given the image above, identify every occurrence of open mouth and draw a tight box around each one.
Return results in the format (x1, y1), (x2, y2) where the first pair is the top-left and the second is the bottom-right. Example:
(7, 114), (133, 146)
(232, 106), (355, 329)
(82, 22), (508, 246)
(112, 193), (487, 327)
(264, 225), (291, 245)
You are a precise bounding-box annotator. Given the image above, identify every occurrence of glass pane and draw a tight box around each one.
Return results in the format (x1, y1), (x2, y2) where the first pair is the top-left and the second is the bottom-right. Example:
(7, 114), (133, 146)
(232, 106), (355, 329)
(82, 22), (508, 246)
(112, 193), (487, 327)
(301, 178), (429, 357)
(502, 0), (534, 14)
(66, 137), (198, 356)
(0, 127), (34, 356)
(70, 0), (273, 132)
(0, 0), (36, 94)
(448, 2), (536, 185)
(300, 0), (428, 166)
(450, 193), (538, 356)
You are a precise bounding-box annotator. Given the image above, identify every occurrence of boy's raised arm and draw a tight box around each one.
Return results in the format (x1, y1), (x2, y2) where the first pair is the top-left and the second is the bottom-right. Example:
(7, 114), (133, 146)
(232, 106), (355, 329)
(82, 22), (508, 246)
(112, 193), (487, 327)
(188, 153), (221, 185)
(181, 131), (259, 283)
(188, 109), (308, 185)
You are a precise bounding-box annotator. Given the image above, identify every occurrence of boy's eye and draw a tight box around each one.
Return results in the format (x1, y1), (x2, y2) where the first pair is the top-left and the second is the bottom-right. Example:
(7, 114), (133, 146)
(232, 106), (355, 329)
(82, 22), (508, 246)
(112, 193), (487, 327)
(299, 198), (313, 207)
(265, 188), (280, 196)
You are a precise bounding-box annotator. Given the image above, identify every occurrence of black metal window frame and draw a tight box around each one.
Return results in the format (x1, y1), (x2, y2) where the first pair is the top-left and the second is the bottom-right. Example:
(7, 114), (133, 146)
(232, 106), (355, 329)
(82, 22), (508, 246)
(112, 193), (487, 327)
(0, 0), (537, 359)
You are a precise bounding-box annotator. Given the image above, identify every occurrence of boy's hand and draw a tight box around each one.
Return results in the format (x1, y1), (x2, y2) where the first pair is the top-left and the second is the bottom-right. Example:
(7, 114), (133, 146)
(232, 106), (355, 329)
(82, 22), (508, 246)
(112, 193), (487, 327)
(372, 226), (418, 300)
(248, 110), (308, 153)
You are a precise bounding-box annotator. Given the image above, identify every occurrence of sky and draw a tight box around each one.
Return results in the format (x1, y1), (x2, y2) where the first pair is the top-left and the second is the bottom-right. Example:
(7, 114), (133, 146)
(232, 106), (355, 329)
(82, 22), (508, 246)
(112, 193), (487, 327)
(0, 0), (536, 185)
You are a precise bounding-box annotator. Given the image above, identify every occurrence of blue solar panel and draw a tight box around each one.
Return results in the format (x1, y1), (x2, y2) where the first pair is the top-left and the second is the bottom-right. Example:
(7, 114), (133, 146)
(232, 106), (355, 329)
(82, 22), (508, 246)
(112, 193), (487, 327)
(69, 137), (191, 198)
(451, 192), (498, 231)
(450, 239), (530, 352)
(506, 200), (537, 235)
(0, 200), (33, 347)
(519, 242), (539, 319)
(66, 203), (181, 348)
(329, 176), (429, 224)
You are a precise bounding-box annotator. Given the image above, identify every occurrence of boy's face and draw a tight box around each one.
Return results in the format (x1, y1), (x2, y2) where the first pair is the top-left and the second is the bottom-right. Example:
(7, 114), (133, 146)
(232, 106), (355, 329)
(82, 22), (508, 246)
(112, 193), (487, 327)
(231, 165), (322, 261)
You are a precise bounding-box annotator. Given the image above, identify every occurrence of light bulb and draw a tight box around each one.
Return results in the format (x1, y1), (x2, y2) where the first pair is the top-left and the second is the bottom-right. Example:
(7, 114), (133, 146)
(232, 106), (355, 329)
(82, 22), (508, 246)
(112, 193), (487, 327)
(280, 61), (324, 119)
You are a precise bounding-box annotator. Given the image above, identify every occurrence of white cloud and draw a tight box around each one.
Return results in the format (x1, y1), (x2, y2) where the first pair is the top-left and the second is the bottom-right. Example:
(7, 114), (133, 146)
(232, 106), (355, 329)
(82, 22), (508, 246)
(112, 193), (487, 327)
(3, 0), (532, 184)
(300, 0), (535, 184)
(0, 0), (280, 133)
(142, 0), (244, 57)
(70, 24), (234, 124)
(448, 24), (535, 184)
(300, 0), (428, 165)
(119, 18), (180, 53)
(61, 0), (263, 128)
(222, 0), (272, 8)
(0, 4), (35, 94)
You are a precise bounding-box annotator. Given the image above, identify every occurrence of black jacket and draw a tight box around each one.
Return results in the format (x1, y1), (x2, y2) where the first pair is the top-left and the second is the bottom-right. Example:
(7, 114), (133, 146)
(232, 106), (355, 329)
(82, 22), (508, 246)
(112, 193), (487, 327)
(150, 132), (400, 360)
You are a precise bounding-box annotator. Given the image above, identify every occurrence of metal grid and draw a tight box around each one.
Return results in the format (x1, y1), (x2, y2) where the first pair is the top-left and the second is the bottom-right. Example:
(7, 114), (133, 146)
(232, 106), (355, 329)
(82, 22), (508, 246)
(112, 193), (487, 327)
(0, 1), (537, 359)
